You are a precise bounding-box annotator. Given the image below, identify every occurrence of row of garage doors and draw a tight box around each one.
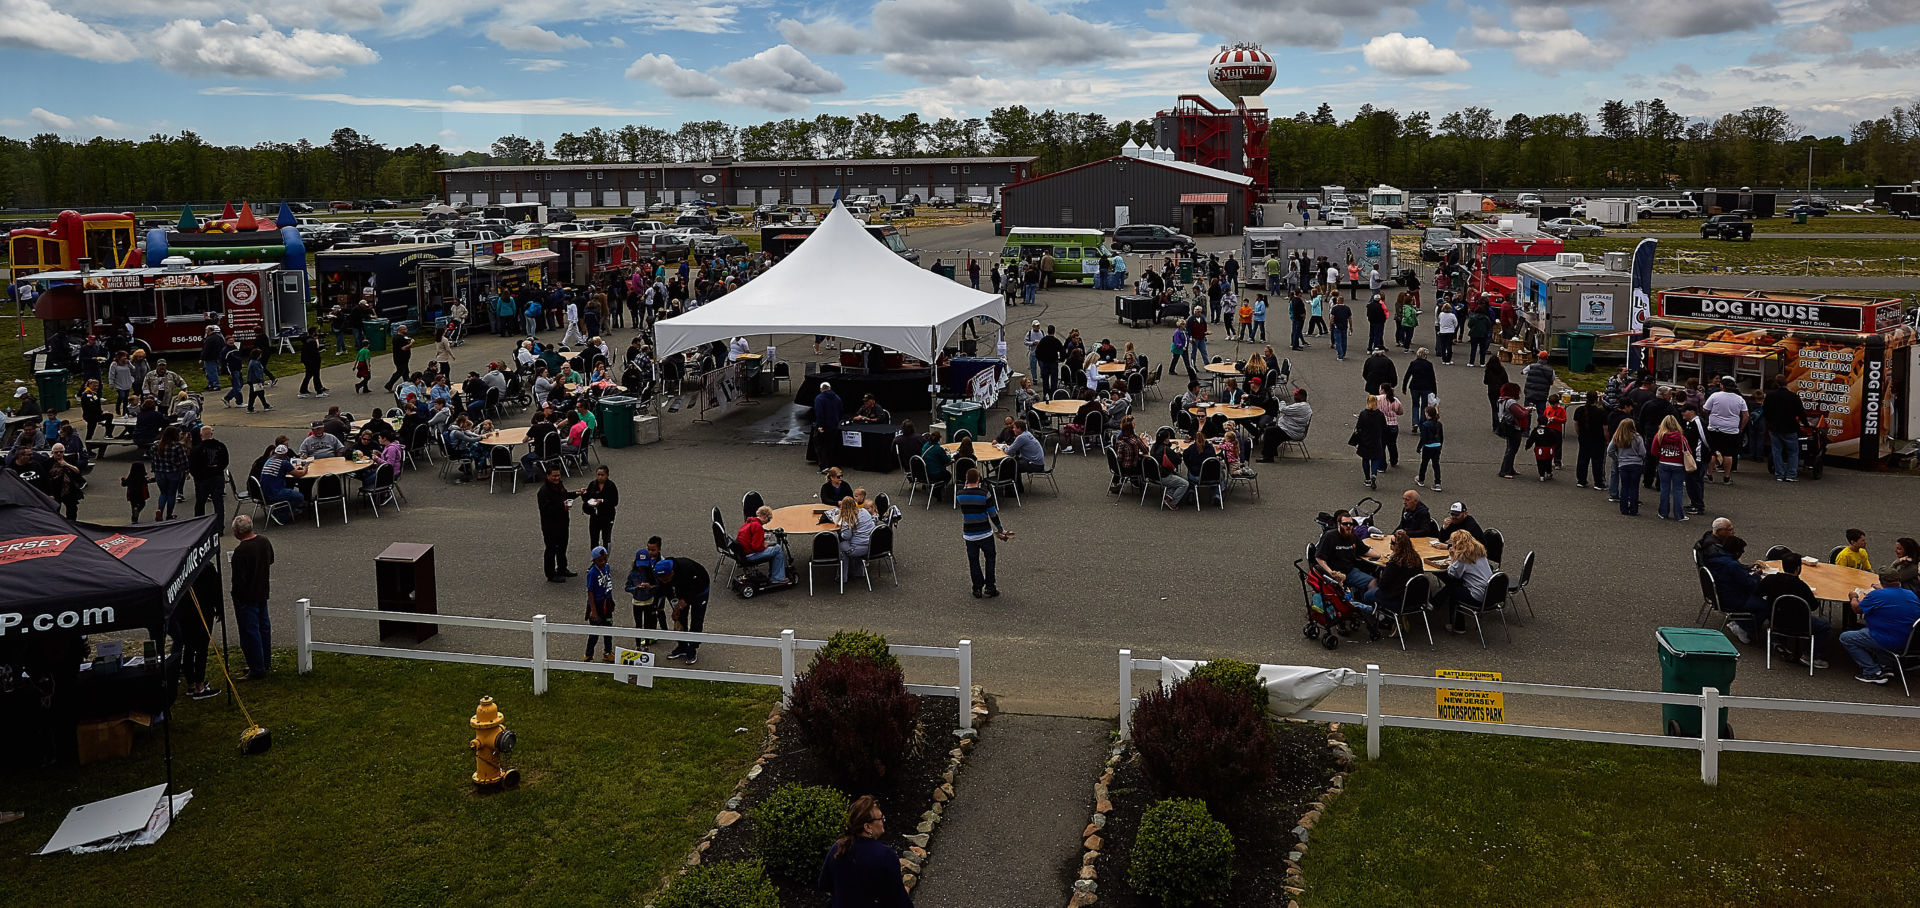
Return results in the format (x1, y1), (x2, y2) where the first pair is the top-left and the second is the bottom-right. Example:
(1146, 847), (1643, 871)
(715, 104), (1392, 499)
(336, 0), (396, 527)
(449, 187), (999, 208)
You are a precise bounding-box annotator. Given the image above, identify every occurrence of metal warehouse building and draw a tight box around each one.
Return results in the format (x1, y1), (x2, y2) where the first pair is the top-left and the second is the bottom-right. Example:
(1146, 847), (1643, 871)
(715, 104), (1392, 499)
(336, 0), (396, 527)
(437, 156), (1037, 208)
(1000, 155), (1254, 236)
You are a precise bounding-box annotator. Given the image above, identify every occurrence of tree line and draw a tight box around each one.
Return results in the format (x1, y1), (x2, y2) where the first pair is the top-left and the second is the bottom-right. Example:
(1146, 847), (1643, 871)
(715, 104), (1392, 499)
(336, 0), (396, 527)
(2, 101), (1917, 210)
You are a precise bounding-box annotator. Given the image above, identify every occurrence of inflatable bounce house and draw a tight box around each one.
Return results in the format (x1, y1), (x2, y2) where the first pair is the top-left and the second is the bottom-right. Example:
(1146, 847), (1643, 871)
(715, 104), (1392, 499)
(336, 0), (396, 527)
(142, 201), (306, 271)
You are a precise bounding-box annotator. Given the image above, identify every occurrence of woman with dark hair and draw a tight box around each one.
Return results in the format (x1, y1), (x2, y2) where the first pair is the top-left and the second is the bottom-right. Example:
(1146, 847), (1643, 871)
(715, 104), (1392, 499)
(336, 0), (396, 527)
(1366, 529), (1424, 620)
(817, 795), (913, 907)
(149, 425), (189, 522)
(1351, 394), (1388, 490)
(1882, 538), (1920, 592)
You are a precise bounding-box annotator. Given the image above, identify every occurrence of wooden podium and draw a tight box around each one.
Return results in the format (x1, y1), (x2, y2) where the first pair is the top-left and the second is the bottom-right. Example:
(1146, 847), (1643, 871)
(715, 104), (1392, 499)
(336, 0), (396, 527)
(375, 542), (438, 641)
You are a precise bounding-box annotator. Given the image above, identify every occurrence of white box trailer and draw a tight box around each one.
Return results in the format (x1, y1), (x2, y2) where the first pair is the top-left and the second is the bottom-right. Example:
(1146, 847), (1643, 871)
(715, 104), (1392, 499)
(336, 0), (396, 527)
(1589, 198), (1639, 226)
(1450, 192), (1484, 217)
(1240, 224), (1400, 289)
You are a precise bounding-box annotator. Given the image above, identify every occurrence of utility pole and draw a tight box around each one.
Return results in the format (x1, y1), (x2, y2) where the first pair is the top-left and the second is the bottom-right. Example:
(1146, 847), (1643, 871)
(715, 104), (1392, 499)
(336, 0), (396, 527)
(1807, 144), (1813, 195)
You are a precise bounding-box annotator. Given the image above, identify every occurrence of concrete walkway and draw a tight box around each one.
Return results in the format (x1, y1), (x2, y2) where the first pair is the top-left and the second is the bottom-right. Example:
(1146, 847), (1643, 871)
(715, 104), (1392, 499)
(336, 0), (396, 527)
(914, 714), (1109, 908)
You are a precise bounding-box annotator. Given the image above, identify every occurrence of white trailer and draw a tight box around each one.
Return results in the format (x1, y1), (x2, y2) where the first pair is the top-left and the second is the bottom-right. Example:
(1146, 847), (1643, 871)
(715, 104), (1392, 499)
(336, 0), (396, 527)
(1589, 198), (1639, 226)
(1240, 224), (1400, 289)
(1367, 184), (1408, 223)
(1320, 185), (1347, 206)
(1450, 192), (1484, 218)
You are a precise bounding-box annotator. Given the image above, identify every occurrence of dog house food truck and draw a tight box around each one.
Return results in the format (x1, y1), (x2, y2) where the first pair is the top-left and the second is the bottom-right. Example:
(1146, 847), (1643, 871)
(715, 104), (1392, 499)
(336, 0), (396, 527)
(1636, 287), (1917, 464)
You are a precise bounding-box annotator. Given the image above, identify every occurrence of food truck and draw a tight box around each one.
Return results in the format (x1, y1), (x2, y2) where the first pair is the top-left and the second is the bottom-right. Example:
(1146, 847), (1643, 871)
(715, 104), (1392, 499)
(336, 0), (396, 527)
(549, 230), (642, 286)
(314, 242), (454, 321)
(1638, 287), (1917, 464)
(28, 261), (309, 359)
(1240, 225), (1398, 290)
(1515, 253), (1635, 353)
(414, 245), (560, 320)
(1445, 219), (1564, 329)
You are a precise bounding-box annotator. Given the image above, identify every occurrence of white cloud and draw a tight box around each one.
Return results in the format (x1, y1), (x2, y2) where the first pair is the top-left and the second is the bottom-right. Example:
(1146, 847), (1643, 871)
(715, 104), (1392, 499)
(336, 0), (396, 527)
(1467, 24), (1623, 72)
(1362, 32), (1470, 75)
(29, 108), (75, 129)
(624, 53), (726, 97)
(626, 44), (844, 111)
(484, 22), (589, 51)
(1413, 80), (1472, 91)
(512, 58), (565, 72)
(149, 15), (378, 79)
(1778, 24), (1852, 54)
(446, 84), (485, 97)
(1164, 0), (1418, 49)
(201, 86), (659, 116)
(0, 0), (137, 62)
(1511, 5), (1571, 29)
(607, 36), (625, 47)
(776, 17), (868, 54)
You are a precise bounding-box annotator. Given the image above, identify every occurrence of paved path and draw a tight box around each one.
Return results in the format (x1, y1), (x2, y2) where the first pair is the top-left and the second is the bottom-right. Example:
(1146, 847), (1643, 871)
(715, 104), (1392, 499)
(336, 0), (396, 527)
(913, 714), (1108, 907)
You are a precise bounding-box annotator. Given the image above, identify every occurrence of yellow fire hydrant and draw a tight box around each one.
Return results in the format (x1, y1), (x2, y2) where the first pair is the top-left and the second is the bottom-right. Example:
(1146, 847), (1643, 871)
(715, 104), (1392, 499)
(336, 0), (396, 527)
(469, 696), (520, 787)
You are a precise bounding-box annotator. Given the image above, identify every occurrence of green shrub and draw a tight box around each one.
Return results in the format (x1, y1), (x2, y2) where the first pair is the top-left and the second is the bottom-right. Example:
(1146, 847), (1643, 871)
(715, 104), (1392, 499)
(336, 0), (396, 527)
(788, 655), (922, 784)
(814, 628), (899, 672)
(1130, 677), (1276, 807)
(1187, 658), (1268, 713)
(654, 860), (779, 908)
(751, 784), (849, 881)
(1128, 798), (1236, 908)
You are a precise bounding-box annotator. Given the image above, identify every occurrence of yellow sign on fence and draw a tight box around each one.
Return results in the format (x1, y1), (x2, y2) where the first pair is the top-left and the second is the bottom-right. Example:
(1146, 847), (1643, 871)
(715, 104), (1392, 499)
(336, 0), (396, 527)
(1435, 670), (1505, 723)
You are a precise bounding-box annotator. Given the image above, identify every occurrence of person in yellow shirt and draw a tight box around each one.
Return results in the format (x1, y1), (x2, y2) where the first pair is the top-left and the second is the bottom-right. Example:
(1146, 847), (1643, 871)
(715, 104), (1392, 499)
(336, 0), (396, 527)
(1837, 528), (1874, 572)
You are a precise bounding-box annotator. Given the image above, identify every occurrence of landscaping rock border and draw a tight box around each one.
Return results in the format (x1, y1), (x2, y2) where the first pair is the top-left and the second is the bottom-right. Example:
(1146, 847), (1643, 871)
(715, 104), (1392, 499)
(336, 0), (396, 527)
(657, 685), (991, 904)
(1064, 718), (1353, 908)
(1278, 721), (1356, 908)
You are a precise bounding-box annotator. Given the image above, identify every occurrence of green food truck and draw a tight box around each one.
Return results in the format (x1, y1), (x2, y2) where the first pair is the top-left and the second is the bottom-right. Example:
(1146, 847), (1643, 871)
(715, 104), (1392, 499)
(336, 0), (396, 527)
(1000, 228), (1111, 286)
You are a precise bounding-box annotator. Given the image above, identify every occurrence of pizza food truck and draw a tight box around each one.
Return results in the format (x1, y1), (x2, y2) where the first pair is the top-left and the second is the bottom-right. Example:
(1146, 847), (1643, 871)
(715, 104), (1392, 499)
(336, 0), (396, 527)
(1638, 287), (1917, 464)
(28, 260), (309, 358)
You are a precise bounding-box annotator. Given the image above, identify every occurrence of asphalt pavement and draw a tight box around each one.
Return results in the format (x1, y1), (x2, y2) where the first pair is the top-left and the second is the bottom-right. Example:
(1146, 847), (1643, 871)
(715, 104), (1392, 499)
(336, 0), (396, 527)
(99, 220), (1920, 756)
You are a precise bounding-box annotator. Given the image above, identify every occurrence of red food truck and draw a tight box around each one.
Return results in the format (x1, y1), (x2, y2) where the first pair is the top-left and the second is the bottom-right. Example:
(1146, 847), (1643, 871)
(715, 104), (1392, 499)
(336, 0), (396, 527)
(27, 261), (310, 358)
(1638, 287), (1917, 465)
(549, 230), (642, 286)
(1446, 219), (1564, 329)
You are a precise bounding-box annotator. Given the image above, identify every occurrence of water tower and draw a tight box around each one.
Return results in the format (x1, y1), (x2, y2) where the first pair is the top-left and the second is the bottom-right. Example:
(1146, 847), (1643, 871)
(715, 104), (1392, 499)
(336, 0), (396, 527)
(1208, 43), (1275, 111)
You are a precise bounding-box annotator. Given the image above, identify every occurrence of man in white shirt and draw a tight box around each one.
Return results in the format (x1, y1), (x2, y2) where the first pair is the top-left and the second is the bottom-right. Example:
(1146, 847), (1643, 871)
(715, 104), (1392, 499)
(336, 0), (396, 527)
(1023, 319), (1044, 384)
(1700, 376), (1749, 484)
(561, 297), (585, 347)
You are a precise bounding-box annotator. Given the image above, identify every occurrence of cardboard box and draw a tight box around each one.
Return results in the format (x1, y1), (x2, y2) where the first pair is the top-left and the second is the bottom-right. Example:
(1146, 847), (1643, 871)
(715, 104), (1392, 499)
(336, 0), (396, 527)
(75, 718), (135, 765)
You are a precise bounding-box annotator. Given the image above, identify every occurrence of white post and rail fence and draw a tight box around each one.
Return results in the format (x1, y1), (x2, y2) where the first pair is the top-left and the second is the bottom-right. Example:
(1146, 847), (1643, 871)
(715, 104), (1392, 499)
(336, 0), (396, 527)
(1118, 650), (1920, 785)
(292, 599), (974, 730)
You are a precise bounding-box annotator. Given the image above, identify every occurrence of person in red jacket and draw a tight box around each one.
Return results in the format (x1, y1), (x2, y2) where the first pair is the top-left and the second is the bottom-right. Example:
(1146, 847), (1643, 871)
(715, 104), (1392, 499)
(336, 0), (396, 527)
(737, 505), (789, 582)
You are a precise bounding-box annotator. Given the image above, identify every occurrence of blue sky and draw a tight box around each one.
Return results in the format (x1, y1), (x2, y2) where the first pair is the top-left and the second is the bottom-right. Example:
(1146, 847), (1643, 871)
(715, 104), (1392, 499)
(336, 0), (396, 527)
(1, 0), (1915, 149)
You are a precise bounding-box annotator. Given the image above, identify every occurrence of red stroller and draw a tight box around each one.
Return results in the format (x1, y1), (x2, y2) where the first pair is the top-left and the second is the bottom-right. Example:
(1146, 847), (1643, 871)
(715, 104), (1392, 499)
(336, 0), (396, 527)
(1296, 556), (1382, 649)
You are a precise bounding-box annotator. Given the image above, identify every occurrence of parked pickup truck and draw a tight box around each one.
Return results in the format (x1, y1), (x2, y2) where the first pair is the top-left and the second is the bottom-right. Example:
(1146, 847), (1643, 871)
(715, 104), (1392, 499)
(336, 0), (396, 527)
(1700, 214), (1754, 241)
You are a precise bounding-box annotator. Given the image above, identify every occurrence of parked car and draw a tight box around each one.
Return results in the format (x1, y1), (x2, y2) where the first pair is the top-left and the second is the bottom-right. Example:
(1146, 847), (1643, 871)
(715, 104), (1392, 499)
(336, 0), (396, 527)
(1540, 217), (1607, 239)
(547, 208), (577, 222)
(329, 200), (355, 211)
(1643, 198), (1700, 218)
(646, 201), (676, 213)
(884, 203), (916, 220)
(673, 214), (718, 234)
(1515, 193), (1544, 210)
(1700, 214), (1755, 241)
(1106, 223), (1195, 254)
(1419, 227), (1458, 261)
(1409, 197), (1432, 217)
(690, 234), (749, 256)
(927, 196), (955, 208)
(1430, 205), (1456, 228)
(288, 202), (315, 214)
(1784, 201), (1829, 217)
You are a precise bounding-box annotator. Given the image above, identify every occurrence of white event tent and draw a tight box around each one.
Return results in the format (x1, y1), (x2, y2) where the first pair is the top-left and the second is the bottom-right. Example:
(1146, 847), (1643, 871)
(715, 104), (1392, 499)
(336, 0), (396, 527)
(653, 203), (1005, 365)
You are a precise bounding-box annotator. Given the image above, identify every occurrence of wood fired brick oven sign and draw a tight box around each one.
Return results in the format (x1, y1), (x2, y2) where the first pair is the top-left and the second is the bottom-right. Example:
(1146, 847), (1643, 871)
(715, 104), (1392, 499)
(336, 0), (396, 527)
(224, 277), (259, 307)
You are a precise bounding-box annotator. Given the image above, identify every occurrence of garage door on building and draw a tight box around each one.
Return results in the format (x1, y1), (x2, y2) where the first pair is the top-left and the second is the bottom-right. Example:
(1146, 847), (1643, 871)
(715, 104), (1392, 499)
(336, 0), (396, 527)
(908, 186), (928, 202)
(449, 193), (467, 205)
(626, 191), (645, 208)
(878, 188), (896, 203)
(571, 192), (591, 207)
(760, 189), (781, 205)
(791, 188), (812, 205)
(968, 186), (989, 199)
(548, 192), (566, 207)
(602, 191), (620, 207)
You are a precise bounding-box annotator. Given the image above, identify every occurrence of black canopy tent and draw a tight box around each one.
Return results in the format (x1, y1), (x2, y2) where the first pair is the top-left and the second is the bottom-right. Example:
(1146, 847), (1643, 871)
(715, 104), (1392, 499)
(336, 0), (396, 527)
(0, 472), (221, 805)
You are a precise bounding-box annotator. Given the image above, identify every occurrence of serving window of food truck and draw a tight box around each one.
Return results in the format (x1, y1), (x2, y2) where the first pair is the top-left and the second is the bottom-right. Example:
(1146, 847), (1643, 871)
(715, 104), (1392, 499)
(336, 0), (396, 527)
(1640, 287), (1915, 463)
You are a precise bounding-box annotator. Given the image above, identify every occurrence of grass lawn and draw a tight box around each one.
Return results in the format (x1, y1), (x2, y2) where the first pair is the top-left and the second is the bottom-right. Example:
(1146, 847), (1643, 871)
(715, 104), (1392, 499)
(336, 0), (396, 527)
(1617, 215), (1920, 235)
(0, 652), (778, 907)
(1304, 728), (1918, 908)
(1567, 236), (1920, 278)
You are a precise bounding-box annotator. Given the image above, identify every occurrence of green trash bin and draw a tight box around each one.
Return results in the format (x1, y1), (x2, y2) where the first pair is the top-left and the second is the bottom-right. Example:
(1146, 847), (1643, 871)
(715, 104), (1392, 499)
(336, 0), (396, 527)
(1178, 261), (1194, 284)
(1656, 627), (1738, 738)
(940, 400), (986, 440)
(34, 368), (69, 413)
(934, 264), (957, 281)
(363, 318), (391, 353)
(1565, 331), (1596, 373)
(1795, 212), (1808, 225)
(595, 396), (637, 448)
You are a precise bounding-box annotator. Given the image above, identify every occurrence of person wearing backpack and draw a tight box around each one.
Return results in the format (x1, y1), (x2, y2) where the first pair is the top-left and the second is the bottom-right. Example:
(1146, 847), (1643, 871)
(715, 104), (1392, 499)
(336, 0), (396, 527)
(1465, 302), (1494, 366)
(1365, 293), (1390, 353)
(524, 296), (543, 336)
(1169, 324), (1189, 376)
(1496, 383), (1527, 479)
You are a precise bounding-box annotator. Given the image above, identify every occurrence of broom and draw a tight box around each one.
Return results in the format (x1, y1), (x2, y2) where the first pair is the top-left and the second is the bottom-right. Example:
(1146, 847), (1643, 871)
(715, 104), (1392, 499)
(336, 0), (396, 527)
(190, 591), (271, 754)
